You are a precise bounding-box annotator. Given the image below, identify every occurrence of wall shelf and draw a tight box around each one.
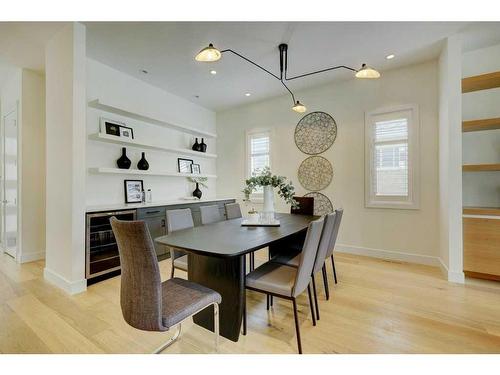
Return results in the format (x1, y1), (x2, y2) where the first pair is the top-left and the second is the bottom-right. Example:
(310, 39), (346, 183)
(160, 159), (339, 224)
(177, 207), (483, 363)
(89, 167), (217, 179)
(462, 163), (500, 172)
(88, 99), (217, 139)
(462, 71), (500, 93)
(88, 133), (217, 159)
(462, 118), (500, 132)
(463, 206), (500, 216)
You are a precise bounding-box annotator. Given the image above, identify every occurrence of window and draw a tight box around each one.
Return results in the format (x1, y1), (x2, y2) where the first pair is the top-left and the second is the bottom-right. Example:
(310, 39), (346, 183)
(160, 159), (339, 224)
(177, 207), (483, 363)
(365, 105), (419, 209)
(246, 129), (271, 199)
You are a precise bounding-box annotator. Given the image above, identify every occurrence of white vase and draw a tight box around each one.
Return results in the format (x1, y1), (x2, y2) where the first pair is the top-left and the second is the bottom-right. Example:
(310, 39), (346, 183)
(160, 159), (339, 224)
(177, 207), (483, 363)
(262, 185), (275, 221)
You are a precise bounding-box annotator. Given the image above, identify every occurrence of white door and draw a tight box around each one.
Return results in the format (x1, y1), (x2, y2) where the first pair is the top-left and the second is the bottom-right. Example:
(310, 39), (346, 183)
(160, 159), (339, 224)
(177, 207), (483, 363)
(1, 107), (18, 259)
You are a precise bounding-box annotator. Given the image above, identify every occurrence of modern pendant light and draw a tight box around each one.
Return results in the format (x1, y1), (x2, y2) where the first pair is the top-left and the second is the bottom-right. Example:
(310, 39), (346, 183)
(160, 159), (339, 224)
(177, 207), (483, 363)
(195, 43), (222, 62)
(355, 64), (381, 79)
(195, 42), (379, 112)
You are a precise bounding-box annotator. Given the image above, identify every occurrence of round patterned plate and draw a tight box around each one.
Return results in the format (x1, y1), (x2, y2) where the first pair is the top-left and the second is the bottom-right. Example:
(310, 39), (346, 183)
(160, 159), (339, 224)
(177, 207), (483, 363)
(294, 111), (337, 155)
(304, 192), (334, 216)
(298, 156), (333, 191)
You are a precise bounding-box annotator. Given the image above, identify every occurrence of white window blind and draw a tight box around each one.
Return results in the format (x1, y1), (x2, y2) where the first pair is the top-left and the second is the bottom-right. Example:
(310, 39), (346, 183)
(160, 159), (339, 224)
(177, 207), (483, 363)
(246, 130), (271, 199)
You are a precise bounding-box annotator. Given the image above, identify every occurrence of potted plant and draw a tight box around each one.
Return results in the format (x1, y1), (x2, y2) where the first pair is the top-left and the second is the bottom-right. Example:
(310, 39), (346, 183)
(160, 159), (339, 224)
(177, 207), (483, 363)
(187, 176), (208, 199)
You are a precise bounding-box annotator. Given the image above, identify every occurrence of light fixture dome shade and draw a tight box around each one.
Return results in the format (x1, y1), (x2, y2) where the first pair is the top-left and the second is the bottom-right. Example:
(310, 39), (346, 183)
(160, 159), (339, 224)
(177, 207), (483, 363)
(195, 43), (222, 62)
(292, 101), (307, 113)
(355, 64), (380, 79)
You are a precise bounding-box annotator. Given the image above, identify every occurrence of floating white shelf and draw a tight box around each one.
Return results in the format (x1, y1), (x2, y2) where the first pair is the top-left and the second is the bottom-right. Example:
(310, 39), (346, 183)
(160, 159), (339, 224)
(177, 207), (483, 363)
(88, 133), (217, 159)
(88, 99), (217, 139)
(88, 167), (217, 179)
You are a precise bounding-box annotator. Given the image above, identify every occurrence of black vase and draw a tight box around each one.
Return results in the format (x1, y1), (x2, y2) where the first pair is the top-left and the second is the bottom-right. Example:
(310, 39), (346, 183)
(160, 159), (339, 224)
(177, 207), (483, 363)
(137, 152), (149, 170)
(116, 147), (131, 169)
(192, 138), (201, 152)
(200, 138), (207, 153)
(192, 183), (202, 199)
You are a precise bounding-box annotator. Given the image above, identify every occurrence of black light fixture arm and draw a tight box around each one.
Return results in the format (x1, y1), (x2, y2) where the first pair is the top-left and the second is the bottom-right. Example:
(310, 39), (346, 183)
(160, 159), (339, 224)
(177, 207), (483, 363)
(285, 65), (357, 81)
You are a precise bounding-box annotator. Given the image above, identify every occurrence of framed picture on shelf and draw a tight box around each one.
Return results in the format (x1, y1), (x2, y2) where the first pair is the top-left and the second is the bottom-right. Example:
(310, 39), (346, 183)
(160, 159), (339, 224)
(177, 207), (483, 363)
(124, 179), (144, 203)
(191, 163), (201, 174)
(100, 117), (125, 137)
(119, 125), (134, 140)
(178, 158), (193, 173)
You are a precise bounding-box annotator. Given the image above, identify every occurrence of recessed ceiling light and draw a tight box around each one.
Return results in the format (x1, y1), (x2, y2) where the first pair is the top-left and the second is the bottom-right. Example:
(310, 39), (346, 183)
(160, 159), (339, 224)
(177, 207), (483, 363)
(386, 54), (395, 60)
(210, 70), (217, 75)
(245, 93), (251, 97)
(140, 69), (148, 74)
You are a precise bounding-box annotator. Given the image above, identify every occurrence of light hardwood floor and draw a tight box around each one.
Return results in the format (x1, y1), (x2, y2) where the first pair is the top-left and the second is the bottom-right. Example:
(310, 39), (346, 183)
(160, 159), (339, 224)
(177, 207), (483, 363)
(1, 250), (500, 354)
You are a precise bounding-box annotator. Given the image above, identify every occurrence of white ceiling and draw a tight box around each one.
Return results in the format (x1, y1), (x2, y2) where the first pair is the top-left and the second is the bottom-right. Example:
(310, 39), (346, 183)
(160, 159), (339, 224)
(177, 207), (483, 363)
(85, 22), (471, 111)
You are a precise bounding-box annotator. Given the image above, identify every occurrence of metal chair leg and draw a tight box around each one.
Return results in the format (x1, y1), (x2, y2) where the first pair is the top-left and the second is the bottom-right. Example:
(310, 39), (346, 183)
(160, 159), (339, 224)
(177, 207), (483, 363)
(214, 303), (219, 351)
(307, 284), (316, 326)
(243, 294), (247, 335)
(153, 324), (182, 354)
(292, 299), (303, 354)
(266, 294), (270, 310)
(322, 264), (330, 300)
(331, 255), (338, 284)
(311, 274), (320, 321)
(270, 295), (273, 306)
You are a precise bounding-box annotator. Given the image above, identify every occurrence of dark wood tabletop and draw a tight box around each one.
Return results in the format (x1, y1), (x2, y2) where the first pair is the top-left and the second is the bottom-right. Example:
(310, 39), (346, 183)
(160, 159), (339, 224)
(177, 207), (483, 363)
(155, 212), (317, 258)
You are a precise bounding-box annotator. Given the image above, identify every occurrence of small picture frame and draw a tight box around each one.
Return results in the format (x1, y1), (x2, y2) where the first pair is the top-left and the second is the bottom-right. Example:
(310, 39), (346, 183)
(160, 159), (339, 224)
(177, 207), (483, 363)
(119, 125), (134, 140)
(100, 117), (125, 137)
(124, 179), (144, 203)
(178, 158), (193, 173)
(191, 163), (201, 174)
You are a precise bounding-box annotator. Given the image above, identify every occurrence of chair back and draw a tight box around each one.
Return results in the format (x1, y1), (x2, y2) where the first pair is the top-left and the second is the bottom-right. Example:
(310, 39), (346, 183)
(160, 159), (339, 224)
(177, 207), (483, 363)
(110, 217), (166, 332)
(325, 208), (343, 258)
(292, 216), (325, 297)
(225, 202), (242, 219)
(312, 212), (337, 274)
(166, 208), (194, 233)
(290, 196), (314, 215)
(200, 205), (222, 225)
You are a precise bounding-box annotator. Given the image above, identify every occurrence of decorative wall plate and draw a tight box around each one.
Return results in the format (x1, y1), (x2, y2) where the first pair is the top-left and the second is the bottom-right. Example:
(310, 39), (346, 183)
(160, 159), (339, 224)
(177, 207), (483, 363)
(304, 192), (334, 216)
(298, 156), (333, 191)
(294, 111), (337, 155)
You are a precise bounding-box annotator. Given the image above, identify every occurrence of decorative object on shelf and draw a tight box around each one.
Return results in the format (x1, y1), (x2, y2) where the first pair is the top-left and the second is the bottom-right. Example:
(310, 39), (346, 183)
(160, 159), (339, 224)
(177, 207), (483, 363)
(195, 42), (379, 112)
(243, 167), (298, 221)
(100, 117), (125, 137)
(178, 158), (193, 173)
(124, 179), (144, 203)
(192, 138), (202, 151)
(117, 147), (132, 169)
(298, 156), (333, 191)
(146, 189), (152, 203)
(295, 111), (337, 155)
(137, 152), (149, 170)
(191, 163), (201, 174)
(119, 125), (134, 140)
(200, 138), (207, 152)
(187, 176), (208, 199)
(304, 192), (333, 216)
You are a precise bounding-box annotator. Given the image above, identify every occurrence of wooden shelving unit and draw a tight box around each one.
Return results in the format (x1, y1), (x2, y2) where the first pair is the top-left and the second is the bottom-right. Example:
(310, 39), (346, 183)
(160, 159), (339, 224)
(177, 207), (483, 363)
(463, 206), (500, 216)
(462, 71), (500, 93)
(462, 117), (500, 132)
(88, 167), (217, 179)
(89, 133), (217, 159)
(462, 163), (500, 172)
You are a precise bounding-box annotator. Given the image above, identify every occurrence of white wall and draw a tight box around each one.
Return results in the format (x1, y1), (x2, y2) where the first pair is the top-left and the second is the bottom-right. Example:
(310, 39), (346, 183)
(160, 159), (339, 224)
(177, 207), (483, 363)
(217, 61), (440, 264)
(86, 59), (217, 206)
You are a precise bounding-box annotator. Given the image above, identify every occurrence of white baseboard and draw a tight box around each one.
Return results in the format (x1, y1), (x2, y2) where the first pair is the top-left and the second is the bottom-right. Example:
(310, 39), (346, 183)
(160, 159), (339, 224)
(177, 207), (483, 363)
(335, 243), (441, 267)
(19, 251), (45, 264)
(43, 267), (87, 295)
(437, 258), (465, 284)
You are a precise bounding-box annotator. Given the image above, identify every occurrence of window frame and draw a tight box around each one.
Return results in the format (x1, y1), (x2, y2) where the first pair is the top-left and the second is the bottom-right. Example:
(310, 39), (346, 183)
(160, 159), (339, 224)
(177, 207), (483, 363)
(245, 128), (273, 202)
(364, 104), (420, 210)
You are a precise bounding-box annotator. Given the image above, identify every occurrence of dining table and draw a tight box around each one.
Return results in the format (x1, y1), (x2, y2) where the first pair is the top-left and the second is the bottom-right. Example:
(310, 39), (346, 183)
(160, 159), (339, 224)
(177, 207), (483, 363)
(154, 212), (317, 342)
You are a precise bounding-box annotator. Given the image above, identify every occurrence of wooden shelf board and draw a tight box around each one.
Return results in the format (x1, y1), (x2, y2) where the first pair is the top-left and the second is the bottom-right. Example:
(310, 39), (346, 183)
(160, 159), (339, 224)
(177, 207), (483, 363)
(462, 71), (500, 93)
(462, 118), (500, 132)
(462, 163), (500, 172)
(89, 133), (217, 159)
(88, 99), (217, 139)
(88, 167), (217, 179)
(463, 206), (500, 216)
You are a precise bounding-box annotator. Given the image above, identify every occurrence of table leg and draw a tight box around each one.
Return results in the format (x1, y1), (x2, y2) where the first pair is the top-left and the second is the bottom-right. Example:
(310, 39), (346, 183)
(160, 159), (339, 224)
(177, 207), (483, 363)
(187, 253), (245, 342)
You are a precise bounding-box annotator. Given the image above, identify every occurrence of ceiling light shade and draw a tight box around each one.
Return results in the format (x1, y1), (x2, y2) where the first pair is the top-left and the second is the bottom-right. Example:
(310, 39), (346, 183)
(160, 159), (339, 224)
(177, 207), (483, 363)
(355, 64), (380, 79)
(195, 43), (222, 62)
(292, 101), (307, 113)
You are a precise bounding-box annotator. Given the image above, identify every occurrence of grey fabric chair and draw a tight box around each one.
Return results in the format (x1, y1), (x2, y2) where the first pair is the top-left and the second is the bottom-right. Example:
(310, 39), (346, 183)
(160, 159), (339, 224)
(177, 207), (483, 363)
(326, 208), (343, 285)
(200, 204), (222, 225)
(225, 202), (242, 219)
(110, 217), (221, 353)
(243, 216), (325, 354)
(166, 208), (194, 278)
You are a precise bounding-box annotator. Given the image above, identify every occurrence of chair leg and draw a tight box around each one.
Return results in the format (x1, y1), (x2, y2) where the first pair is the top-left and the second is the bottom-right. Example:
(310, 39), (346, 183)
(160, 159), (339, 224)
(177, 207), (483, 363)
(331, 255), (338, 284)
(153, 324), (182, 354)
(171, 265), (175, 279)
(307, 284), (316, 326)
(292, 299), (303, 354)
(266, 295), (270, 310)
(250, 252), (255, 271)
(322, 264), (330, 300)
(270, 295), (273, 306)
(214, 303), (219, 351)
(243, 294), (247, 335)
(311, 274), (320, 321)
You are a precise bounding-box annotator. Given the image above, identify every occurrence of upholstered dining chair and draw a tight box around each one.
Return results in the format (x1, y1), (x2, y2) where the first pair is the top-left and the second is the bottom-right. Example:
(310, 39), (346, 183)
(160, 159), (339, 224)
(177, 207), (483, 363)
(325, 208), (343, 285)
(110, 217), (221, 353)
(225, 202), (242, 219)
(200, 204), (223, 225)
(166, 208), (194, 278)
(243, 216), (325, 354)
